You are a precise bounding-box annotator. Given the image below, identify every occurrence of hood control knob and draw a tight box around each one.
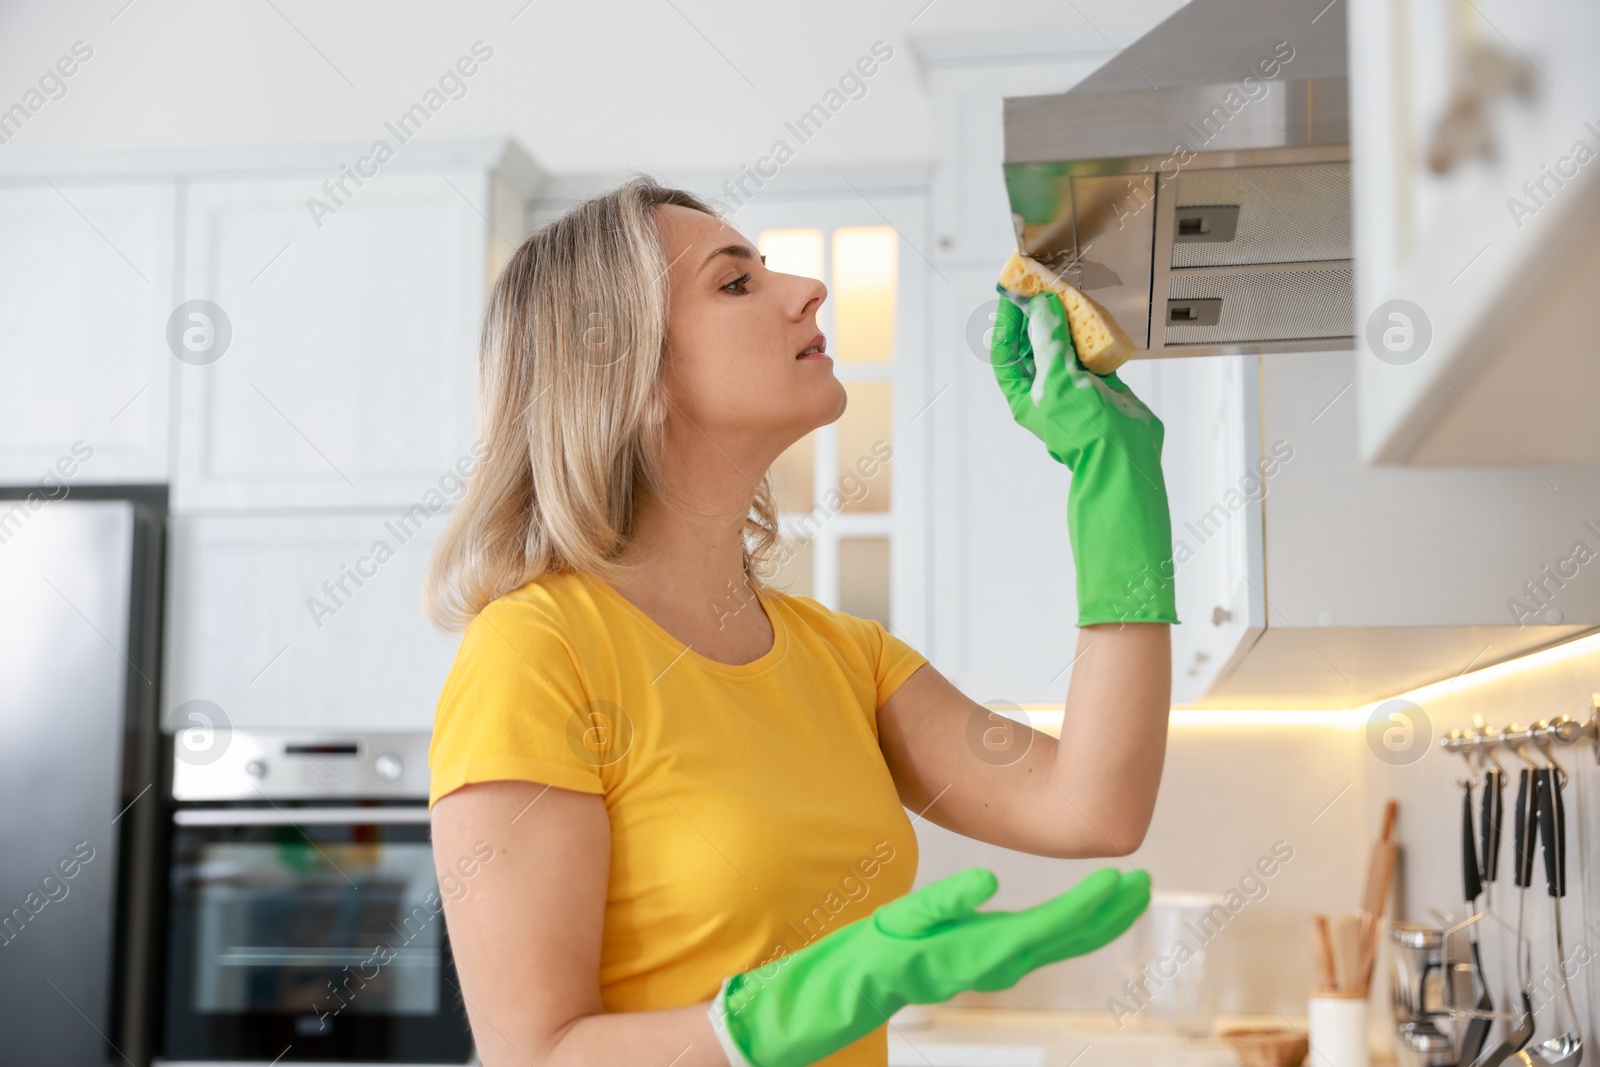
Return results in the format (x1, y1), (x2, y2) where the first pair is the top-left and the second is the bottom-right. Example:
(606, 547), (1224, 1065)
(373, 753), (404, 781)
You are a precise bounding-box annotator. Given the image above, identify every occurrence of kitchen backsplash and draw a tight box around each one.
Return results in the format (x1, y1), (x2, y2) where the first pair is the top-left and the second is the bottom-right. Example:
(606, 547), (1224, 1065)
(913, 714), (1372, 1020)
(910, 633), (1600, 1042)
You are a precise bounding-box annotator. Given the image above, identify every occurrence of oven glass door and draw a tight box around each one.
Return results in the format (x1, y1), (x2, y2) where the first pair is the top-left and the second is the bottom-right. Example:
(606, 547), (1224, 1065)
(161, 808), (473, 1062)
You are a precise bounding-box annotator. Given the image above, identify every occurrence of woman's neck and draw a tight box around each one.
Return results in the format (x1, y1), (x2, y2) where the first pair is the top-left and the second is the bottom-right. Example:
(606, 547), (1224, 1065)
(613, 490), (757, 620)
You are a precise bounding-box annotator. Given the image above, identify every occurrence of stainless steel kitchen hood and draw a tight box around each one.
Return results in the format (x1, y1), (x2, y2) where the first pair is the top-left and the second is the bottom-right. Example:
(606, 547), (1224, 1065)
(1002, 0), (1353, 357)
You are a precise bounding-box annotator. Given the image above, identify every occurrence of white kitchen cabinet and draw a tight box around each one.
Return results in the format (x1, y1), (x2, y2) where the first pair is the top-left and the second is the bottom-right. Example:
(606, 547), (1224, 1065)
(0, 139), (537, 504)
(1160, 347), (1600, 708)
(173, 163), (527, 511)
(163, 512), (463, 732)
(1349, 0), (1600, 465)
(0, 179), (176, 484)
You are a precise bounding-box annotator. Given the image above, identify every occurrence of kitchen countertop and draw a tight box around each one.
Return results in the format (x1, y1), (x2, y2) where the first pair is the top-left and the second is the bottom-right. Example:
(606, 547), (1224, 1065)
(886, 1007), (1401, 1067)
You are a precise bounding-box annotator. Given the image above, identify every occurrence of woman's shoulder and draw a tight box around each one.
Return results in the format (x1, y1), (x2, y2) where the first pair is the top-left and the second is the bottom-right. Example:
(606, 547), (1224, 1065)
(465, 570), (592, 644)
(767, 584), (925, 669)
(486, 568), (583, 609)
(764, 584), (875, 647)
(760, 582), (816, 621)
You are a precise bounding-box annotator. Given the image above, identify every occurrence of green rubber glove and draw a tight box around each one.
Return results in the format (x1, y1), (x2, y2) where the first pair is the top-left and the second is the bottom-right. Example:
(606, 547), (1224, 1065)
(990, 285), (1179, 627)
(708, 866), (1151, 1067)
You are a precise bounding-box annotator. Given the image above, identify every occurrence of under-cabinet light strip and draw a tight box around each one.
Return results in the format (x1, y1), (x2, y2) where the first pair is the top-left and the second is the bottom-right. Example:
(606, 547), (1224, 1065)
(999, 628), (1600, 730)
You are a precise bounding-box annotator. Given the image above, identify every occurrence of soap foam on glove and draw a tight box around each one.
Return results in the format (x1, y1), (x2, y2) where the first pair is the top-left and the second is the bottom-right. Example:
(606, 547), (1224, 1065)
(997, 251), (1138, 376)
(1002, 286), (1160, 424)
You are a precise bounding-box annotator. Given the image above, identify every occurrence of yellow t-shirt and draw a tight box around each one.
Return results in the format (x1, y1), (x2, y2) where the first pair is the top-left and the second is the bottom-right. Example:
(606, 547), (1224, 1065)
(429, 568), (930, 1067)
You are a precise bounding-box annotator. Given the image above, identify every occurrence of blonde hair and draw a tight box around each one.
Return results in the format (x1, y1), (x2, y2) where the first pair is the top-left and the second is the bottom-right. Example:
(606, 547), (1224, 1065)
(423, 172), (784, 630)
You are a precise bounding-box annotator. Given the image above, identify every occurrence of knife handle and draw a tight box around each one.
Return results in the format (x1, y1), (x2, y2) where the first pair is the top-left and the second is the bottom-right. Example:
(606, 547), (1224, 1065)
(1462, 782), (1483, 903)
(1480, 766), (1503, 884)
(1538, 766), (1566, 898)
(1513, 767), (1538, 889)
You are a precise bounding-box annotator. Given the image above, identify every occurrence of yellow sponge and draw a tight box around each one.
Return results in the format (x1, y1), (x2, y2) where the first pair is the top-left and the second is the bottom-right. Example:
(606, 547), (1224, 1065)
(998, 251), (1137, 375)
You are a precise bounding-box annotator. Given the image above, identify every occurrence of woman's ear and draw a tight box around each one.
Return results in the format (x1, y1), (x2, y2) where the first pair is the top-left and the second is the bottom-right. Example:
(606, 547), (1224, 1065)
(647, 392), (667, 428)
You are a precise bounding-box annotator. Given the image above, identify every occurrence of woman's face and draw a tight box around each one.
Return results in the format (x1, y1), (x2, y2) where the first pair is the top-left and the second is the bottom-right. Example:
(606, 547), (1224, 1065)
(654, 203), (845, 468)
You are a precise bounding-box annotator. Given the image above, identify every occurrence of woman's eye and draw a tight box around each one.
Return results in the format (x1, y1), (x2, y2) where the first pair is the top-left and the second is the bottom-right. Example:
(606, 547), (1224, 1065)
(722, 272), (752, 295)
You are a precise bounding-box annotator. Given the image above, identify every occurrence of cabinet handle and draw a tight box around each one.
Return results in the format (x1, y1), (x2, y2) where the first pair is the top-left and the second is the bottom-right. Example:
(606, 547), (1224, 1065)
(1212, 606), (1233, 626)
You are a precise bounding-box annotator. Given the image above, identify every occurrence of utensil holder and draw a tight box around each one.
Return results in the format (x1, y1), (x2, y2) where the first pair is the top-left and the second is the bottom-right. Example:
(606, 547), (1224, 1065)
(1309, 990), (1370, 1067)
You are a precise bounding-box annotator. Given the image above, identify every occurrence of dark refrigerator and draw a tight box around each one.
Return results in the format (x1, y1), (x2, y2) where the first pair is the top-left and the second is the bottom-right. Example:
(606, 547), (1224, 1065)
(0, 492), (165, 1066)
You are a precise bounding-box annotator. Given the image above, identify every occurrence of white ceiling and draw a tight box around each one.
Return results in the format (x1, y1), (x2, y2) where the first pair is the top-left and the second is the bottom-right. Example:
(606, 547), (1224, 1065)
(0, 0), (1184, 178)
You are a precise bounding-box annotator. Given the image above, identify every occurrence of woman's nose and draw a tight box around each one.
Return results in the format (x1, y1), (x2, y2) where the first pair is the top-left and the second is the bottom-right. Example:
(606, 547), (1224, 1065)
(796, 273), (827, 315)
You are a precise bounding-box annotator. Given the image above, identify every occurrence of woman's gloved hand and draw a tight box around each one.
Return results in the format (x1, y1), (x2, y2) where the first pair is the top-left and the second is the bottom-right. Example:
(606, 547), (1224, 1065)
(708, 865), (1151, 1067)
(989, 286), (1179, 627)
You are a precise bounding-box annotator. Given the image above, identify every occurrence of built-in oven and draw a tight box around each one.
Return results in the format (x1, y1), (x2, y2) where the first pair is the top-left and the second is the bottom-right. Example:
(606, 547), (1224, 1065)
(156, 728), (474, 1065)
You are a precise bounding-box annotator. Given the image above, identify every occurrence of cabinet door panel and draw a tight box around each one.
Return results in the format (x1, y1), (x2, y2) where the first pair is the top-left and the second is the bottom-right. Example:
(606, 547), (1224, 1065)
(1148, 354), (1266, 704)
(0, 180), (175, 483)
(175, 174), (485, 510)
(164, 513), (462, 732)
(1266, 348), (1600, 627)
(1351, 0), (1600, 463)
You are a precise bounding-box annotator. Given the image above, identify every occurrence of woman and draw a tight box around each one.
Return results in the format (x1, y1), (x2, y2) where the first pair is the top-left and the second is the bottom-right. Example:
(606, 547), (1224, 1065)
(424, 173), (1176, 1067)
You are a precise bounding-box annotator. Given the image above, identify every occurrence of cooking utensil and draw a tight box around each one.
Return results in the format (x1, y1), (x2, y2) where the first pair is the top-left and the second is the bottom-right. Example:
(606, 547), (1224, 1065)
(1512, 760), (1582, 1067)
(1478, 761), (1505, 1043)
(1333, 912), (1365, 993)
(1360, 800), (1400, 912)
(1358, 800), (1400, 989)
(1312, 913), (1339, 991)
(1509, 760), (1541, 1052)
(1470, 757), (1540, 1067)
(1460, 774), (1495, 1066)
